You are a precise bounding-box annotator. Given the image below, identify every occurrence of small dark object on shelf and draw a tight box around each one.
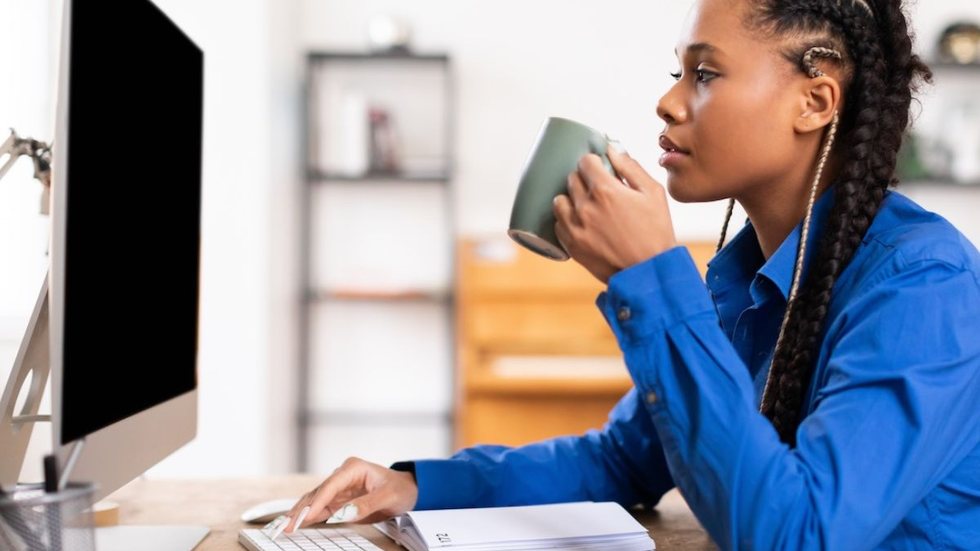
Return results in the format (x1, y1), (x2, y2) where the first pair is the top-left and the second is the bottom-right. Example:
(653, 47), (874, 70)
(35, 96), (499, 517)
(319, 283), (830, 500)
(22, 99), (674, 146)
(368, 107), (400, 174)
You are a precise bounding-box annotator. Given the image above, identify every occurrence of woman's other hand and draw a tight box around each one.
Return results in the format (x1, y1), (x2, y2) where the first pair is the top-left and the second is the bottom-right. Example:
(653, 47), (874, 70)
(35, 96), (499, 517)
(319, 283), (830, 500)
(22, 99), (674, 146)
(553, 145), (677, 283)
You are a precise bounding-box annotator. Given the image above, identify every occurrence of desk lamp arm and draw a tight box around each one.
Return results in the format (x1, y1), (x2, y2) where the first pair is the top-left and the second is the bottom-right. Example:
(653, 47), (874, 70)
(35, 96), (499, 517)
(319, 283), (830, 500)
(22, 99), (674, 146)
(1, 128), (52, 213)
(0, 128), (53, 490)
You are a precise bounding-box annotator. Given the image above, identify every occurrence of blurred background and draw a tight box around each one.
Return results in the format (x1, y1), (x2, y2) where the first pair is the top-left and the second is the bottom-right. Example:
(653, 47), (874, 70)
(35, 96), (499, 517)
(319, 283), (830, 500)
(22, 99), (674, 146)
(1, 0), (978, 481)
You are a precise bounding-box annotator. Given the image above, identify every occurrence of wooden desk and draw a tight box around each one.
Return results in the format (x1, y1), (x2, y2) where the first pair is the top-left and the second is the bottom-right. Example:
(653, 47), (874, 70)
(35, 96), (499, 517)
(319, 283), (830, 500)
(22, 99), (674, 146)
(107, 475), (716, 550)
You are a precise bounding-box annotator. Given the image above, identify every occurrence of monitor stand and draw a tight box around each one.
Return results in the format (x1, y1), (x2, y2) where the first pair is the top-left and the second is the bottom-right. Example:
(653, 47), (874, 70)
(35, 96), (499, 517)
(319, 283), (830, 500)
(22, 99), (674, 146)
(0, 275), (50, 490)
(95, 525), (210, 551)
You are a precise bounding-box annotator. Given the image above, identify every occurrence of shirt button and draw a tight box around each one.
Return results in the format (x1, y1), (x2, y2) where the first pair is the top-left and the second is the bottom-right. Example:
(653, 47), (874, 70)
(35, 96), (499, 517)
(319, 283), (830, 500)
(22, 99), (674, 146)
(645, 391), (658, 405)
(617, 306), (632, 322)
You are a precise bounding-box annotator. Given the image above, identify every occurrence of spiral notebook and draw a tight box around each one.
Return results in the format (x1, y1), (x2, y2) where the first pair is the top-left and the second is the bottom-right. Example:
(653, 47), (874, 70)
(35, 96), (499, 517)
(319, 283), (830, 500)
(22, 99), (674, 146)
(373, 501), (655, 551)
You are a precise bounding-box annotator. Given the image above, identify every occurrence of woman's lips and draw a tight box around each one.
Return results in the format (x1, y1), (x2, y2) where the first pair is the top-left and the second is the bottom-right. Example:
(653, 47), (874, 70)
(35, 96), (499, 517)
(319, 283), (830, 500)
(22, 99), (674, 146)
(659, 150), (690, 168)
(659, 134), (690, 168)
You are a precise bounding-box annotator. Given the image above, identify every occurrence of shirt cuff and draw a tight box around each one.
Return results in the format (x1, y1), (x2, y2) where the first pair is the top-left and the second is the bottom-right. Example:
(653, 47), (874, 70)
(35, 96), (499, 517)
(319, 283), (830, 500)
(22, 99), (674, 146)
(405, 459), (486, 510)
(597, 246), (714, 347)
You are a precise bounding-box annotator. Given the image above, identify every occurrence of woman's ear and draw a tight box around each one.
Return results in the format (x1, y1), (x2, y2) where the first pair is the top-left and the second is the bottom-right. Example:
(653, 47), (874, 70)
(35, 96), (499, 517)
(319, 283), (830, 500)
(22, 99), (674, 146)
(794, 75), (841, 134)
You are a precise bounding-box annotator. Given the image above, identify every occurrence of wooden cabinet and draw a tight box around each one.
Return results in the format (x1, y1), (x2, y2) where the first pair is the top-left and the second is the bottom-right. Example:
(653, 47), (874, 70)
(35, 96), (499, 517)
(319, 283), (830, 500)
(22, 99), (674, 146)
(455, 238), (716, 448)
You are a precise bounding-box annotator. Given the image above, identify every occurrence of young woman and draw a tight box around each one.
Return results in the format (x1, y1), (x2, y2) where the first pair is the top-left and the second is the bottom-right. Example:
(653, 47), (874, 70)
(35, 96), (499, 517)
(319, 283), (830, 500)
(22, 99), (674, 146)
(281, 0), (980, 548)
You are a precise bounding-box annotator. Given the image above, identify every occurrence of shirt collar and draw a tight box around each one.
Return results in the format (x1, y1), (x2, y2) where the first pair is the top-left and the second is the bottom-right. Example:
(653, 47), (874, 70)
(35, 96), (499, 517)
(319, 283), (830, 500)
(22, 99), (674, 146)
(757, 188), (836, 300)
(707, 188), (836, 302)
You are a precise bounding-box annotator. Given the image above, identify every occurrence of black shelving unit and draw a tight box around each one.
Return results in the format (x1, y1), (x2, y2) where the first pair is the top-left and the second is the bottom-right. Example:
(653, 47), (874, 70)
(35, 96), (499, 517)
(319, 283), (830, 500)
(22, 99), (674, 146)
(901, 179), (980, 187)
(298, 51), (456, 471)
(929, 61), (980, 72)
(306, 170), (451, 183)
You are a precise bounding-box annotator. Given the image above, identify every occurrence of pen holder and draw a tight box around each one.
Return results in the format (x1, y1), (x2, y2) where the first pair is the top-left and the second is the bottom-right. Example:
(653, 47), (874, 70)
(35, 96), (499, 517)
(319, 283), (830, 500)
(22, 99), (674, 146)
(0, 482), (96, 551)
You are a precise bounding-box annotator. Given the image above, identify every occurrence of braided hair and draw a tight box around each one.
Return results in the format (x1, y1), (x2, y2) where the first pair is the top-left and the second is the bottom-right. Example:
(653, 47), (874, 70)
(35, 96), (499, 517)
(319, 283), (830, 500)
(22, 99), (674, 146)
(730, 0), (932, 446)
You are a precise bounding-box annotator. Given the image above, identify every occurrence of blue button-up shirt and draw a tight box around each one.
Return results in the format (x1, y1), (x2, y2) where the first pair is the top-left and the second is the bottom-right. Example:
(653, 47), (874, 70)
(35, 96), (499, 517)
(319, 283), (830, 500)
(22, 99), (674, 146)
(405, 190), (980, 550)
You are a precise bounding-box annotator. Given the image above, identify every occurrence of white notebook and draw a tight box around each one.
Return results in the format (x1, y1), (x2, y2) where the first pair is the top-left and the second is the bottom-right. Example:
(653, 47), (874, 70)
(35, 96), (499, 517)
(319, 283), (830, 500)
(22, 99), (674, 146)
(373, 501), (655, 551)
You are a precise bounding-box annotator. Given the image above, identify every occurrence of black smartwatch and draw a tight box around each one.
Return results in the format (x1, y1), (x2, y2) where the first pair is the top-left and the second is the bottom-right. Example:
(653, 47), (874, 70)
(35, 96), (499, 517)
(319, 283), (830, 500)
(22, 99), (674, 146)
(389, 461), (417, 482)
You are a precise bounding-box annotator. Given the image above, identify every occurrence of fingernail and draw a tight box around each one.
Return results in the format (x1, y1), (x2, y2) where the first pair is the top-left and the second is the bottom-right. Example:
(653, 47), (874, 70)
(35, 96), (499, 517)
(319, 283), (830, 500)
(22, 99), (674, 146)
(326, 503), (358, 524)
(271, 517), (290, 540)
(263, 515), (290, 540)
(261, 515), (285, 536)
(291, 506), (310, 533)
(608, 138), (627, 155)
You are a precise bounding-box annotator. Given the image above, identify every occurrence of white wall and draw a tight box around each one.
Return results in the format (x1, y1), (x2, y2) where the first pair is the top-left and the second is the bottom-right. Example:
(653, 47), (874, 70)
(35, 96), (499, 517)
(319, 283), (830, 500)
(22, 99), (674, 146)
(0, 0), (59, 485)
(143, 0), (301, 478)
(0, 0), (56, 368)
(264, 0), (305, 475)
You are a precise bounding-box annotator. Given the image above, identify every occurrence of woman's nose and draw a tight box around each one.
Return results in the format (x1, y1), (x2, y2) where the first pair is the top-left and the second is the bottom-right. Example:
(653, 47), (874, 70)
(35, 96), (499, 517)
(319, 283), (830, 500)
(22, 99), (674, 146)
(656, 85), (687, 125)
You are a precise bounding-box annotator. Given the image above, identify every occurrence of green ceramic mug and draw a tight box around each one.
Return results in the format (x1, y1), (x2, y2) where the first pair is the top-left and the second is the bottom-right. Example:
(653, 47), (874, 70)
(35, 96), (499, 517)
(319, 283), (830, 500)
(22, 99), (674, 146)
(508, 117), (617, 261)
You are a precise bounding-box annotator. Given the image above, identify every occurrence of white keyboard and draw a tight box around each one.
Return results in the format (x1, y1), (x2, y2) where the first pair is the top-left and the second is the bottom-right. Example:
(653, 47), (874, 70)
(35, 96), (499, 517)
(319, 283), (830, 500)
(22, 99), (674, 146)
(239, 527), (384, 551)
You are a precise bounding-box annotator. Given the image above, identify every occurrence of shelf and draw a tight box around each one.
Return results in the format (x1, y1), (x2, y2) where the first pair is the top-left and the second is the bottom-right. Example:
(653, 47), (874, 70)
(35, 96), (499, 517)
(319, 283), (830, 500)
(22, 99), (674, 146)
(900, 178), (980, 188)
(929, 61), (980, 72)
(308, 51), (450, 62)
(307, 169), (450, 183)
(308, 288), (453, 302)
(472, 339), (619, 357)
(466, 373), (633, 397)
(302, 410), (452, 426)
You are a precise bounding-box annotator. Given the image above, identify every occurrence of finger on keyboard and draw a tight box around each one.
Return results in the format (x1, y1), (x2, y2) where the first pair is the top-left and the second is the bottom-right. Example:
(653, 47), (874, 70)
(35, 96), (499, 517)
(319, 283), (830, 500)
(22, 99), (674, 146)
(261, 515), (288, 540)
(290, 506), (310, 533)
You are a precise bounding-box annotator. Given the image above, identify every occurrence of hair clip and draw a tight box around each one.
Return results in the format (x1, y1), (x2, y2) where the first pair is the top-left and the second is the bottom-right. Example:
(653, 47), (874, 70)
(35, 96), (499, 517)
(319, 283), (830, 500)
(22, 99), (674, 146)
(802, 46), (843, 78)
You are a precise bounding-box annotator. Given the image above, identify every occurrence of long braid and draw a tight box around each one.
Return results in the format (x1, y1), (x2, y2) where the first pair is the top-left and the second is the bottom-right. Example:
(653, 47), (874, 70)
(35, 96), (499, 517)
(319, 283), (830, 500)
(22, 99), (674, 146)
(716, 198), (736, 253)
(740, 0), (931, 445)
(766, 1), (888, 442)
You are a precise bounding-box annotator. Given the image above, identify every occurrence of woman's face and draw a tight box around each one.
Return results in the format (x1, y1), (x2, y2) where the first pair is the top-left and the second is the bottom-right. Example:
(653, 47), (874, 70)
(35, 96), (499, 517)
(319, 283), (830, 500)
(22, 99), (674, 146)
(657, 0), (808, 203)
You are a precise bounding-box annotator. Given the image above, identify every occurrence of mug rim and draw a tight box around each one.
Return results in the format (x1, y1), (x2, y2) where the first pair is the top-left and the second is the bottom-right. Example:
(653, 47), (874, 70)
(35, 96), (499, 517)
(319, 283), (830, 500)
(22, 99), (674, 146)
(545, 116), (604, 136)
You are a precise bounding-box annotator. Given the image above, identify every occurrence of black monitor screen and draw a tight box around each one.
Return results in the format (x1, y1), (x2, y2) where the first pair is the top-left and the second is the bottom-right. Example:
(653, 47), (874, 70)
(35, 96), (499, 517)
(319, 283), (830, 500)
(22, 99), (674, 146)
(60, 0), (203, 445)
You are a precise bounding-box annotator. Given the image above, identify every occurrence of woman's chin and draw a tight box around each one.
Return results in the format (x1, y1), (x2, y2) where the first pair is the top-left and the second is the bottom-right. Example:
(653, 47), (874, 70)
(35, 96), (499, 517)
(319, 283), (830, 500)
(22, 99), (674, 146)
(666, 175), (730, 204)
(666, 177), (702, 203)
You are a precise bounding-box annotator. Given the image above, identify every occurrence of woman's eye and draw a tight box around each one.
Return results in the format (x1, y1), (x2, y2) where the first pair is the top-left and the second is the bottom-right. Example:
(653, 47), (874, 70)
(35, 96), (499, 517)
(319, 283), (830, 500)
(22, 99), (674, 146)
(670, 69), (718, 83)
(695, 69), (718, 83)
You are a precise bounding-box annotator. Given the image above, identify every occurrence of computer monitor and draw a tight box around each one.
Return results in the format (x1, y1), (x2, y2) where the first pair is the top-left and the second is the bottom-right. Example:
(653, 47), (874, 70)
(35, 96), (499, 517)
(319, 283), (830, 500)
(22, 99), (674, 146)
(49, 0), (203, 507)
